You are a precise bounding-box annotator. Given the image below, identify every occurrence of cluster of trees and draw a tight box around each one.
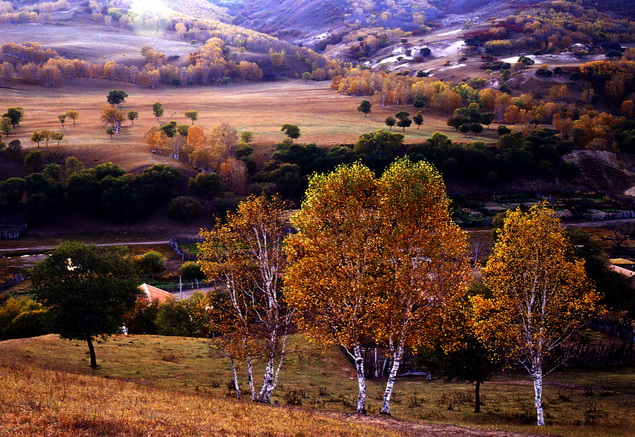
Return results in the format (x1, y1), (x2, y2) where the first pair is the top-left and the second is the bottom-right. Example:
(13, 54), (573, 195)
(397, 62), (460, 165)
(0, 157), (181, 222)
(145, 120), (254, 195)
(256, 128), (577, 199)
(470, 0), (635, 56)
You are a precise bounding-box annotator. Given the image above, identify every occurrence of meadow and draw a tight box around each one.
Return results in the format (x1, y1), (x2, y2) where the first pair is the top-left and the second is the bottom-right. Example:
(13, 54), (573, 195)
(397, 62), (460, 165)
(0, 80), (498, 179)
(1, 334), (634, 437)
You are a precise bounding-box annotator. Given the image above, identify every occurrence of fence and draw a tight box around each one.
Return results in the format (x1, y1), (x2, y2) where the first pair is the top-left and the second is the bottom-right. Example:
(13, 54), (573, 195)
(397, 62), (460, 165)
(170, 237), (203, 261)
(564, 341), (635, 367)
(0, 220), (27, 240)
(0, 274), (26, 292)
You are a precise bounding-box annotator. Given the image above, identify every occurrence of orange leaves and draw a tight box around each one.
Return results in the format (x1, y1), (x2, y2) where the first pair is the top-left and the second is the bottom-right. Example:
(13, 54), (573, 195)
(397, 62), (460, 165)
(475, 202), (601, 368)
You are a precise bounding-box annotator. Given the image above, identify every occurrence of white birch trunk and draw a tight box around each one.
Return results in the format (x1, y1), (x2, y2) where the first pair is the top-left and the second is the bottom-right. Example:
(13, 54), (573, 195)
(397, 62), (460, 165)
(230, 358), (241, 400)
(245, 352), (256, 401)
(532, 366), (545, 426)
(258, 355), (275, 403)
(353, 343), (367, 414)
(380, 343), (405, 415)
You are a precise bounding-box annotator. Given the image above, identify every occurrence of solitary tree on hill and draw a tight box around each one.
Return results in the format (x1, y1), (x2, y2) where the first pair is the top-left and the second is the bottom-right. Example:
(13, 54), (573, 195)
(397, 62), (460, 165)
(185, 110), (198, 125)
(31, 242), (140, 368)
(58, 114), (66, 127)
(357, 100), (372, 117)
(413, 112), (424, 129)
(385, 115), (396, 130)
(127, 111), (139, 125)
(65, 110), (79, 124)
(281, 124), (301, 140)
(107, 89), (128, 106)
(152, 102), (164, 121)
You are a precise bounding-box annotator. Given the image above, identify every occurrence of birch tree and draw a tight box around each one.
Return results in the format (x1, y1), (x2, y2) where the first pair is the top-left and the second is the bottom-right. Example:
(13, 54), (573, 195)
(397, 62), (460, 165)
(376, 158), (471, 415)
(285, 159), (470, 414)
(198, 195), (293, 403)
(472, 203), (601, 426)
(284, 162), (384, 414)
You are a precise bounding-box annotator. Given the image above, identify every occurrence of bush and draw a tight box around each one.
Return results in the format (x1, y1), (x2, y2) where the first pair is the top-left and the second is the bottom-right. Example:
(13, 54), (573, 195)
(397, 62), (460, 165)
(168, 196), (201, 222)
(0, 297), (50, 340)
(180, 261), (204, 280)
(138, 251), (166, 274)
(189, 173), (224, 198)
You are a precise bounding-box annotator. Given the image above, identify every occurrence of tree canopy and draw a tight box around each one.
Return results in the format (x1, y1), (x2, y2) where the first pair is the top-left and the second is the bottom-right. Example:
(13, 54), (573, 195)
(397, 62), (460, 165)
(30, 241), (140, 368)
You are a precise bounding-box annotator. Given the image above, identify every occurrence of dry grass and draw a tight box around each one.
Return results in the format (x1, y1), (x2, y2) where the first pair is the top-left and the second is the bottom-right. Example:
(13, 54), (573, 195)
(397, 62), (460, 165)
(2, 335), (635, 437)
(0, 79), (497, 179)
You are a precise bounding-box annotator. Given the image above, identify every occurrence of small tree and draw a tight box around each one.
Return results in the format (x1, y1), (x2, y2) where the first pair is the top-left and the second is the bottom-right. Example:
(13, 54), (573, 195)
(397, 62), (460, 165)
(168, 196), (201, 222)
(152, 102), (164, 121)
(385, 115), (396, 130)
(459, 123), (470, 137)
(0, 117), (12, 138)
(3, 107), (24, 128)
(413, 112), (424, 129)
(30, 242), (140, 368)
(470, 122), (483, 137)
(51, 132), (64, 146)
(58, 114), (66, 127)
(24, 150), (45, 172)
(8, 139), (21, 160)
(185, 110), (198, 125)
(472, 203), (601, 426)
(395, 111), (412, 131)
(107, 89), (128, 106)
(31, 131), (45, 147)
(138, 251), (166, 274)
(127, 111), (139, 125)
(301, 72), (313, 82)
(281, 124), (301, 140)
(106, 126), (115, 139)
(357, 100), (372, 117)
(65, 110), (79, 124)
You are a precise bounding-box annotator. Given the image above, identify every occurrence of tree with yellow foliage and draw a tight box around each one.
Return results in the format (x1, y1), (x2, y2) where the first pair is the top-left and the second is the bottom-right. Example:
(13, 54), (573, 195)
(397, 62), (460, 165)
(471, 203), (601, 426)
(285, 159), (471, 415)
(198, 195), (293, 404)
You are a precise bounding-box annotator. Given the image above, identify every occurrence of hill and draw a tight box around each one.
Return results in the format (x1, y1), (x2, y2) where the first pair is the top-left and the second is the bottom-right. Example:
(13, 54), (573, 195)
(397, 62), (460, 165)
(2, 334), (635, 436)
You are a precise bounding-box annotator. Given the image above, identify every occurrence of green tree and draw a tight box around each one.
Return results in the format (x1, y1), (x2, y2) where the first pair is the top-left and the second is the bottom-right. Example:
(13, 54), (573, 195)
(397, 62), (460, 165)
(107, 89), (128, 106)
(168, 196), (201, 222)
(357, 100), (372, 117)
(459, 123), (470, 137)
(3, 107), (23, 128)
(413, 112), (424, 129)
(58, 114), (66, 127)
(8, 139), (21, 160)
(470, 123), (484, 137)
(281, 124), (301, 140)
(1, 117), (12, 138)
(152, 102), (164, 121)
(24, 150), (45, 172)
(106, 126), (114, 139)
(189, 172), (224, 198)
(185, 110), (198, 125)
(30, 242), (140, 368)
(301, 72), (313, 82)
(127, 110), (139, 125)
(385, 115), (396, 130)
(395, 111), (411, 131)
(137, 251), (166, 274)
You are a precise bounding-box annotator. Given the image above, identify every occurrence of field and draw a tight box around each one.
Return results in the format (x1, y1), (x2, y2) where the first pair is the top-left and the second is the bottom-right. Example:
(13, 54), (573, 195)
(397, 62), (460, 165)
(1, 334), (635, 437)
(0, 79), (499, 178)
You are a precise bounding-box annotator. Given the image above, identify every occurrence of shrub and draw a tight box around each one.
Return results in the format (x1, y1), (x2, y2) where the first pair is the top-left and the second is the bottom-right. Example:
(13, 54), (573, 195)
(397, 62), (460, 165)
(168, 196), (201, 222)
(180, 261), (204, 280)
(138, 251), (166, 274)
(189, 173), (224, 198)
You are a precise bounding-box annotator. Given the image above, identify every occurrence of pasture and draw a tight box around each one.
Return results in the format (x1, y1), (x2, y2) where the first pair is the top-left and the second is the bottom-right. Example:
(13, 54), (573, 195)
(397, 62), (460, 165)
(1, 334), (634, 437)
(0, 79), (497, 178)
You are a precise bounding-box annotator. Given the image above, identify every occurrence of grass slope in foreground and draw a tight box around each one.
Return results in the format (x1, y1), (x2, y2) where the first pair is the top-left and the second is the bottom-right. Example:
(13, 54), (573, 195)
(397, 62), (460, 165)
(2, 334), (635, 436)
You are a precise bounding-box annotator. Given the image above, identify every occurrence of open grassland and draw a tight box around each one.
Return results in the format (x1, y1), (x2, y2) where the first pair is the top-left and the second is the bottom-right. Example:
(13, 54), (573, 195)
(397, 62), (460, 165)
(1, 334), (635, 437)
(0, 80), (498, 178)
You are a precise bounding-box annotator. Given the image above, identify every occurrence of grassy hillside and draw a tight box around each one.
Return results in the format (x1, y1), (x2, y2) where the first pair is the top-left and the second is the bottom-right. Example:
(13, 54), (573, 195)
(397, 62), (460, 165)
(2, 334), (635, 436)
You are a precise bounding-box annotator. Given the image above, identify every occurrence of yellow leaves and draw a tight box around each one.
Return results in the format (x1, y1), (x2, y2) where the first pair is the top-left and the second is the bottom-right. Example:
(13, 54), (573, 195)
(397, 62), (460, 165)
(476, 202), (601, 366)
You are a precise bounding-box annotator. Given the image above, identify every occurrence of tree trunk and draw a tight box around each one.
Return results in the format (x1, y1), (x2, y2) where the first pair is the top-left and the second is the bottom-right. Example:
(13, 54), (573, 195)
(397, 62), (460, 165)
(86, 335), (97, 368)
(258, 355), (275, 403)
(532, 367), (545, 426)
(352, 343), (367, 414)
(230, 358), (241, 400)
(245, 352), (256, 401)
(380, 343), (405, 415)
(474, 380), (481, 413)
